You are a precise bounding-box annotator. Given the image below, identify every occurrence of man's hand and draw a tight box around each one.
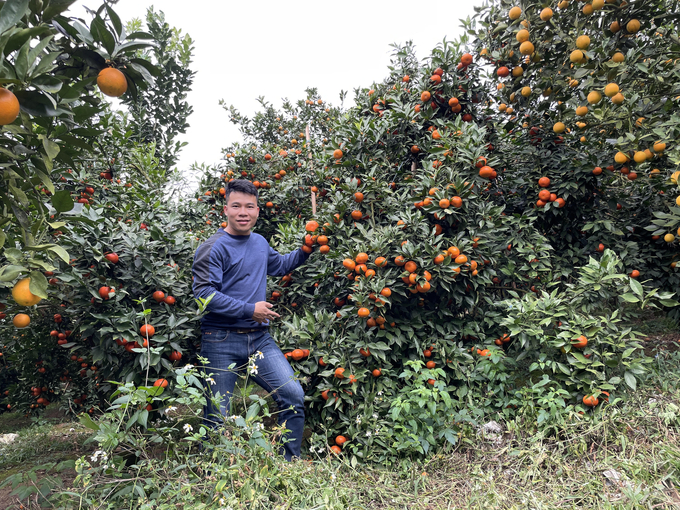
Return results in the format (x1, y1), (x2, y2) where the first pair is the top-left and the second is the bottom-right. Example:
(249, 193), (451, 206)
(252, 301), (280, 323)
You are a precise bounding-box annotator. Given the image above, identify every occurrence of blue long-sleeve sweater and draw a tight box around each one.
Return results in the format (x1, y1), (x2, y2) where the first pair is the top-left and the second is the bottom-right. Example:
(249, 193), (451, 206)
(192, 230), (309, 330)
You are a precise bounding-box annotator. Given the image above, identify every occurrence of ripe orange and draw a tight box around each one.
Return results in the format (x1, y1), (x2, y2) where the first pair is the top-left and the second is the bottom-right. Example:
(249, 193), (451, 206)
(336, 435), (347, 446)
(604, 83), (619, 98)
(358, 307), (370, 317)
(434, 254), (445, 265)
(355, 252), (369, 264)
(12, 278), (42, 306)
(374, 256), (387, 267)
(351, 210), (363, 220)
(140, 324), (155, 338)
(372, 368), (382, 377)
(354, 192), (364, 203)
(451, 196), (462, 208)
(404, 261), (417, 273)
(343, 258), (356, 271)
(305, 220), (320, 232)
(421, 91), (431, 102)
(439, 198), (450, 209)
(572, 335), (588, 348)
(153, 378), (169, 388)
(583, 395), (599, 407)
(333, 149), (343, 159)
(153, 290), (165, 303)
(454, 254), (468, 264)
(0, 87), (20, 125)
(334, 367), (345, 379)
(292, 349), (305, 361)
(448, 246), (460, 257)
(12, 313), (30, 328)
(97, 68), (127, 97)
(394, 256), (406, 266)
(538, 177), (550, 188)
(331, 445), (342, 454)
(380, 288), (392, 297)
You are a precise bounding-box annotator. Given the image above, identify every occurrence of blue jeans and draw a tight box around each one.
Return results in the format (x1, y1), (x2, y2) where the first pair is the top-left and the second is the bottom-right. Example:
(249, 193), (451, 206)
(200, 328), (305, 460)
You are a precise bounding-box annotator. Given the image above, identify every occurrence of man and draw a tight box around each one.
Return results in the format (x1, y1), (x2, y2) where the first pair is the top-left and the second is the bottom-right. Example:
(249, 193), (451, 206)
(192, 179), (310, 461)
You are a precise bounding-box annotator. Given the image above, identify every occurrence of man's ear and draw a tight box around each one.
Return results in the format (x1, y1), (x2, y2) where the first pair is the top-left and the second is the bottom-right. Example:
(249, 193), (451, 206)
(223, 205), (228, 216)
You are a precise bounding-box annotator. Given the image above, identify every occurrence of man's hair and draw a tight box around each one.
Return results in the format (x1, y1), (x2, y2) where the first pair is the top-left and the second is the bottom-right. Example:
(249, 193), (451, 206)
(224, 179), (259, 204)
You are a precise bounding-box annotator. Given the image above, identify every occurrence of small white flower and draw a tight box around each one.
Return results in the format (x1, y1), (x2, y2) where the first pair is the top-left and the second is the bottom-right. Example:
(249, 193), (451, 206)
(69, 428), (74, 432)
(256, 351), (265, 359)
(166, 406), (177, 413)
(330, 474), (336, 481)
(219, 499), (225, 505)
(206, 377), (216, 385)
(365, 431), (372, 437)
(377, 391), (383, 396)
(355, 416), (362, 424)
(183, 423), (193, 433)
(230, 415), (239, 422)
(249, 364), (259, 375)
(185, 364), (195, 370)
(372, 413), (378, 419)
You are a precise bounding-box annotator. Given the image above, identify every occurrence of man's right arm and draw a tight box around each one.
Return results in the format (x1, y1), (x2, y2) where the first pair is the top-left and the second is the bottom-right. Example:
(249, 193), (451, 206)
(192, 243), (255, 319)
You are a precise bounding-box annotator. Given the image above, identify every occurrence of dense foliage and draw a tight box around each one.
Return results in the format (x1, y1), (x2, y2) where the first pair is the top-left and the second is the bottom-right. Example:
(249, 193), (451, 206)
(0, 0), (678, 467)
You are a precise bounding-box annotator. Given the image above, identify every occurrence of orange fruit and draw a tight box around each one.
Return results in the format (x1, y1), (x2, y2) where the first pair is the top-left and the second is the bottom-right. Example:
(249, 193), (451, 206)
(583, 395), (599, 407)
(0, 88), (20, 125)
(305, 220), (320, 232)
(374, 256), (387, 267)
(394, 256), (406, 266)
(355, 252), (369, 264)
(153, 378), (168, 388)
(404, 261), (417, 273)
(358, 307), (370, 317)
(336, 435), (347, 446)
(334, 367), (345, 379)
(454, 254), (468, 264)
(12, 313), (30, 328)
(97, 68), (128, 97)
(333, 149), (343, 159)
(12, 278), (42, 306)
(439, 198), (450, 209)
(572, 335), (588, 348)
(343, 259), (356, 271)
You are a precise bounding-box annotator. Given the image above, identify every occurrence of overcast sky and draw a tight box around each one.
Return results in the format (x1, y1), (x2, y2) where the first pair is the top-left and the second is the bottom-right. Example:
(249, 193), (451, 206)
(72, 0), (484, 174)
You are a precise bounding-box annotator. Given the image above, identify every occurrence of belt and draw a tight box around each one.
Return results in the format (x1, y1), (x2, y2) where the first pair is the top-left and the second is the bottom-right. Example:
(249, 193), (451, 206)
(230, 328), (264, 334)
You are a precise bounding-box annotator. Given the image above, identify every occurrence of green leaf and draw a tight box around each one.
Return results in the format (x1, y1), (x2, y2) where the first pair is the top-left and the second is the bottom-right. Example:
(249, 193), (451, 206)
(624, 371), (637, 390)
(619, 293), (639, 303)
(48, 245), (70, 264)
(104, 3), (123, 37)
(0, 264), (27, 282)
(78, 413), (100, 431)
(90, 15), (115, 55)
(51, 190), (74, 212)
(0, 232), (5, 249)
(42, 136), (60, 160)
(43, 0), (79, 21)
(629, 278), (643, 297)
(28, 270), (48, 298)
(0, 0), (30, 35)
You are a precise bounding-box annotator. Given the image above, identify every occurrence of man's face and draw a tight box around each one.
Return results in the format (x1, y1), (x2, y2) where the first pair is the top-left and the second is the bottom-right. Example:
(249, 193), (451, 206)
(224, 191), (259, 235)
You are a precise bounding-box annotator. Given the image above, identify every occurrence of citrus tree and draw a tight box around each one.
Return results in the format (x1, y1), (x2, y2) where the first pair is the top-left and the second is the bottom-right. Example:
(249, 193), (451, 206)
(194, 35), (674, 463)
(0, 0), (156, 333)
(470, 0), (680, 304)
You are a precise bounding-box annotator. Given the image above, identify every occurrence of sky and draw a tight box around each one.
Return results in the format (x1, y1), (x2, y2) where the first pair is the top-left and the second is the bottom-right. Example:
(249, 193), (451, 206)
(72, 0), (484, 174)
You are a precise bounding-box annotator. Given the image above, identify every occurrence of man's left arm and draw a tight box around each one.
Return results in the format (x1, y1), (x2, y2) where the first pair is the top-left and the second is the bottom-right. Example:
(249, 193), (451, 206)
(267, 245), (310, 277)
